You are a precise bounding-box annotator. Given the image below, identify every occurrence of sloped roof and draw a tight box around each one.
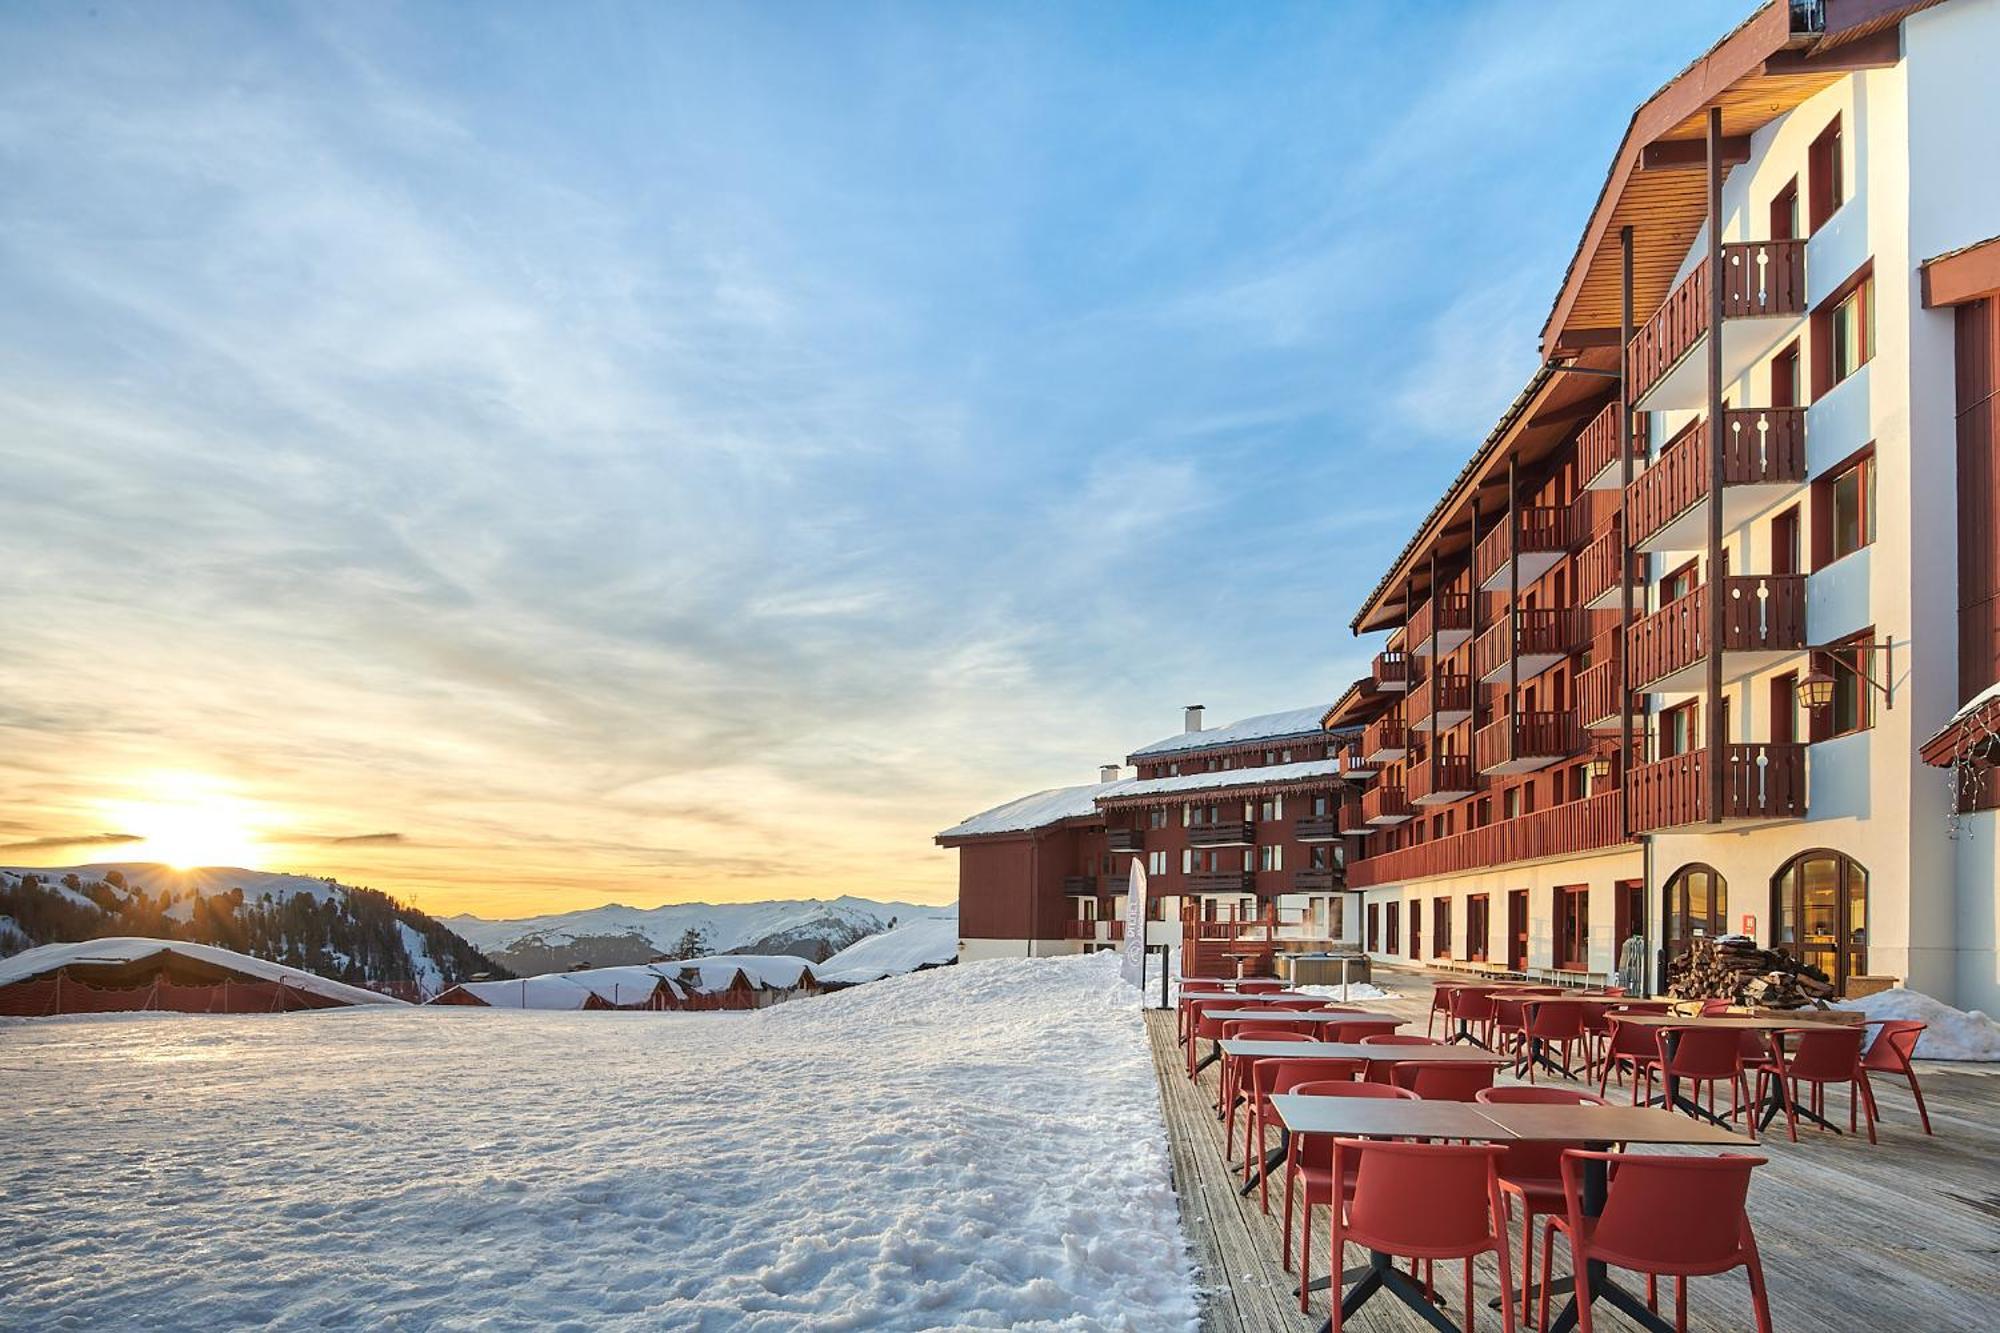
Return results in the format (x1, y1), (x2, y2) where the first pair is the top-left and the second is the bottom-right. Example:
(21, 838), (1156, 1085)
(1095, 757), (1345, 808)
(934, 780), (1130, 842)
(0, 937), (405, 1007)
(1128, 705), (1334, 760)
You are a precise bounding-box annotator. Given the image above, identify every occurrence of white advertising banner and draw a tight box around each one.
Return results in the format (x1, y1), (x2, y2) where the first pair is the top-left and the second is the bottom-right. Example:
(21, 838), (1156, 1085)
(1120, 857), (1147, 989)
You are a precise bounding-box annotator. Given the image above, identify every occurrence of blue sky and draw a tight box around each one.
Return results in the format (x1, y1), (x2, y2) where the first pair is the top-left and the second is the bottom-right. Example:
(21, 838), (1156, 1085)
(0, 0), (1750, 913)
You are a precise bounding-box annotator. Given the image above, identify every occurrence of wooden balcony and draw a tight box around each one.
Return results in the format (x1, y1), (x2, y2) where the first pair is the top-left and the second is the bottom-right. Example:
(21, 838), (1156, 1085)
(1577, 516), (1643, 612)
(1472, 608), (1582, 684)
(1107, 827), (1145, 854)
(1346, 791), (1627, 888)
(1363, 714), (1408, 763)
(1062, 875), (1102, 895)
(1373, 650), (1411, 692)
(1577, 400), (1649, 492)
(1188, 870), (1256, 894)
(1475, 504), (1581, 593)
(1409, 753), (1480, 806)
(1294, 814), (1341, 843)
(1362, 784), (1412, 826)
(1188, 820), (1253, 848)
(1337, 801), (1372, 835)
(1292, 868), (1342, 892)
(1577, 637), (1625, 732)
(1339, 744), (1377, 780)
(1626, 408), (1807, 554)
(1065, 918), (1125, 941)
(1628, 576), (1807, 694)
(1408, 592), (1474, 658)
(1629, 240), (1807, 410)
(1473, 710), (1584, 776)
(1407, 670), (1473, 732)
(1627, 743), (1806, 831)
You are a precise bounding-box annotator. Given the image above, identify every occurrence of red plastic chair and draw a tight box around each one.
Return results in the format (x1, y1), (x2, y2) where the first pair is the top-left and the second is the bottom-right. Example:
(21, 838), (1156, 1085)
(1448, 986), (1497, 1046)
(1321, 1139), (1517, 1332)
(1520, 1002), (1587, 1084)
(1860, 1019), (1932, 1135)
(1646, 1026), (1752, 1129)
(1597, 1015), (1661, 1100)
(1329, 1018), (1401, 1043)
(1427, 985), (1457, 1040)
(1475, 1085), (1607, 1321)
(1221, 1028), (1314, 1140)
(1244, 1057), (1364, 1211)
(1698, 998), (1736, 1017)
(1271, 998), (1334, 1011)
(1757, 1024), (1876, 1144)
(1540, 1150), (1773, 1333)
(1237, 979), (1288, 995)
(1185, 1000), (1232, 1078)
(1280, 1081), (1417, 1279)
(1360, 1032), (1446, 1084)
(1489, 995), (1530, 1059)
(1395, 1060), (1497, 1101)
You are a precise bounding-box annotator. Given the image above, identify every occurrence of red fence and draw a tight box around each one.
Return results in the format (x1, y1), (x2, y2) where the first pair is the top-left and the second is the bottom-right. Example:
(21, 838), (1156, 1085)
(0, 974), (349, 1017)
(1346, 791), (1628, 888)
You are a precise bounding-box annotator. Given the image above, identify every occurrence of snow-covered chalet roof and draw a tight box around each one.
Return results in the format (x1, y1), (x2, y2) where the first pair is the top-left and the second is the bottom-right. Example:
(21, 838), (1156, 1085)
(1095, 757), (1345, 807)
(669, 954), (817, 992)
(1127, 705), (1334, 760)
(816, 915), (959, 985)
(934, 779), (1130, 841)
(1921, 677), (2000, 765)
(0, 937), (406, 1007)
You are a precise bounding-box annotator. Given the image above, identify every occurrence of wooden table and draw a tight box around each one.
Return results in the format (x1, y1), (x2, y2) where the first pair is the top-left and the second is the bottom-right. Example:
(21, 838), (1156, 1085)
(1270, 1095), (1752, 1333)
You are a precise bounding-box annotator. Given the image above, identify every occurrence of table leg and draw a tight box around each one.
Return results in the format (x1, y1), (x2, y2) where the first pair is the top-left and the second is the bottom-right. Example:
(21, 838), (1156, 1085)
(1193, 1041), (1220, 1075)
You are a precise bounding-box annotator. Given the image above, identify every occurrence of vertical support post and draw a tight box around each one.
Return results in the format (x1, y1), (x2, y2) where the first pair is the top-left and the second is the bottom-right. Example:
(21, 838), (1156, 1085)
(1619, 224), (1637, 840)
(1705, 106), (1727, 825)
(1508, 458), (1521, 765)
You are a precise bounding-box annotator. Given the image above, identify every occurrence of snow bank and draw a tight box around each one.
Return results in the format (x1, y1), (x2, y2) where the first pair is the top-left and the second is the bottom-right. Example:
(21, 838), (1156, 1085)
(1834, 987), (2000, 1062)
(1292, 982), (1400, 1003)
(0, 951), (1198, 1331)
(816, 915), (959, 985)
(0, 937), (403, 1008)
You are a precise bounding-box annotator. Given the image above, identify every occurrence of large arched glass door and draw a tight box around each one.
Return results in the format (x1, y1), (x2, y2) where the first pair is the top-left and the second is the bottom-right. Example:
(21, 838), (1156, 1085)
(1771, 850), (1868, 993)
(1662, 864), (1728, 965)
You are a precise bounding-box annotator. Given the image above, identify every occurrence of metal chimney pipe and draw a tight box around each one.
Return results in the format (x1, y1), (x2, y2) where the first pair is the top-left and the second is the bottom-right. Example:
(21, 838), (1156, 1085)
(1099, 764), (1122, 784)
(1184, 704), (1205, 733)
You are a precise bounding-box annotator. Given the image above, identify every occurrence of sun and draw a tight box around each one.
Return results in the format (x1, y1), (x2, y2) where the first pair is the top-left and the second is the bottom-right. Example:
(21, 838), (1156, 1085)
(105, 776), (269, 870)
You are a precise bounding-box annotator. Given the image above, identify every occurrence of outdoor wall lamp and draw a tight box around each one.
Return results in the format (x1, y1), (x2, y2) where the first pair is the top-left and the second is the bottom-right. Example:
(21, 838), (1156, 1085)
(1588, 755), (1613, 782)
(1796, 636), (1895, 712)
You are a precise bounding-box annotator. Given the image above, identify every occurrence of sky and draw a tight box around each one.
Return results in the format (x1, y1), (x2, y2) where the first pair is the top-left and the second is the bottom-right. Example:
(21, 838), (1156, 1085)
(0, 0), (1752, 918)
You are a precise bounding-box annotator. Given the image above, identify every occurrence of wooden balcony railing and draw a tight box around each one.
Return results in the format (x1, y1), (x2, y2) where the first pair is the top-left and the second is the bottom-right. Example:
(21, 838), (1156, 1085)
(1473, 711), (1584, 774)
(1339, 745), (1376, 778)
(1107, 828), (1145, 854)
(1474, 504), (1581, 589)
(1188, 820), (1254, 847)
(1347, 791), (1627, 888)
(1408, 753), (1479, 804)
(1293, 868), (1341, 892)
(1363, 714), (1408, 760)
(1471, 609), (1583, 682)
(1338, 801), (1371, 834)
(1576, 400), (1648, 488)
(1062, 875), (1100, 895)
(1577, 644), (1624, 730)
(1362, 785), (1412, 824)
(1374, 649), (1411, 690)
(1408, 592), (1473, 655)
(1294, 815), (1341, 842)
(1626, 408), (1807, 548)
(1627, 576), (1807, 690)
(1628, 241), (1807, 402)
(1577, 517), (1642, 609)
(1408, 670), (1473, 725)
(1188, 870), (1256, 894)
(1627, 743), (1806, 831)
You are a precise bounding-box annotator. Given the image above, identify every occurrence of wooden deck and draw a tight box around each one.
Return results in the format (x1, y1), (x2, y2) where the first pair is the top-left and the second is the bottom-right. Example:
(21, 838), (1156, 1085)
(1147, 969), (2000, 1333)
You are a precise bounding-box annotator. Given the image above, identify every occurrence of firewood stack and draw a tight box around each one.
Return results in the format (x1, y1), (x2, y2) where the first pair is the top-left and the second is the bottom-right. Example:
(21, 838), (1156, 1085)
(1665, 935), (1835, 1009)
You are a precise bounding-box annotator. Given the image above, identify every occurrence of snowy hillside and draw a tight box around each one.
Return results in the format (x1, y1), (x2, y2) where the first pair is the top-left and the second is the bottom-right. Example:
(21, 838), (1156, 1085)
(0, 864), (500, 996)
(447, 896), (947, 972)
(2, 953), (1199, 1330)
(816, 913), (959, 984)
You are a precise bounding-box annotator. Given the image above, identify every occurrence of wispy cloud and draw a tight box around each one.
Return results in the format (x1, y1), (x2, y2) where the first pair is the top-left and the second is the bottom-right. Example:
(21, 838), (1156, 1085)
(0, 833), (143, 854)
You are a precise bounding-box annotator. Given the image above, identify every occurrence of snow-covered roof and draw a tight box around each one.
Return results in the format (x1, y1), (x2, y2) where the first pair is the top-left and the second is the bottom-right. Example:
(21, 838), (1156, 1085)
(1128, 705), (1334, 759)
(1097, 756), (1346, 804)
(816, 915), (959, 985)
(669, 955), (817, 992)
(0, 937), (405, 1007)
(1922, 678), (2000, 763)
(935, 779), (1130, 840)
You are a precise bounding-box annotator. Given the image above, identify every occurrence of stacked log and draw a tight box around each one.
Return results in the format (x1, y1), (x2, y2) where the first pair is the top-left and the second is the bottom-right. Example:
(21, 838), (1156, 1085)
(1666, 935), (1835, 1009)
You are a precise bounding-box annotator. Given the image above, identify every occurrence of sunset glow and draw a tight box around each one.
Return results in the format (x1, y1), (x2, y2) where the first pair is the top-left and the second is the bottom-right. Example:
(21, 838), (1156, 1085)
(102, 777), (268, 872)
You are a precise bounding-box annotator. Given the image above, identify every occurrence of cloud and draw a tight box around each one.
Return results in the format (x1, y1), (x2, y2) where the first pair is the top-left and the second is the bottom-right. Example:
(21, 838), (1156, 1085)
(0, 833), (143, 853)
(315, 832), (407, 847)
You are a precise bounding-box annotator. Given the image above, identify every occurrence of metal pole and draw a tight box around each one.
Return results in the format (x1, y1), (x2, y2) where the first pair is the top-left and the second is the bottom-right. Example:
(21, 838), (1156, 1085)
(1705, 105), (1727, 825)
(1508, 457), (1521, 765)
(1619, 223), (1637, 839)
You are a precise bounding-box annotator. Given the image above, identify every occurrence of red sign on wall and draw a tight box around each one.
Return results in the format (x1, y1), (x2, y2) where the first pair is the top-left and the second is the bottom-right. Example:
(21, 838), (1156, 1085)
(1741, 914), (1756, 935)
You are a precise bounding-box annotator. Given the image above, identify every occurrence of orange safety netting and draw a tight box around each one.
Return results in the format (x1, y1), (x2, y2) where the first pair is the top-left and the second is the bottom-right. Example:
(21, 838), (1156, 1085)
(0, 972), (343, 1017)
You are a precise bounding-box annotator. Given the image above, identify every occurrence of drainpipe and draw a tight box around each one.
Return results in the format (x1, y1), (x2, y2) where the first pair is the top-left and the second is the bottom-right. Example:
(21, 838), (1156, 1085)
(1705, 105), (1727, 825)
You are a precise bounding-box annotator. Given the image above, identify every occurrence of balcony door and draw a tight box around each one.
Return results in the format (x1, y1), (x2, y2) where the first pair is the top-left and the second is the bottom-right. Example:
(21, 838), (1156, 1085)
(1554, 885), (1589, 971)
(1408, 901), (1421, 960)
(1662, 863), (1728, 966)
(1366, 902), (1379, 953)
(1506, 890), (1529, 972)
(1771, 850), (1868, 994)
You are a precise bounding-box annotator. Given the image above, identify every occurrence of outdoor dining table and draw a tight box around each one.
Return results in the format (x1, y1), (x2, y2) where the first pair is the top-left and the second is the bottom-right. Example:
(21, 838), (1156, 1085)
(1269, 1094), (1752, 1333)
(1190, 1009), (1404, 1074)
(1616, 1013), (1852, 1134)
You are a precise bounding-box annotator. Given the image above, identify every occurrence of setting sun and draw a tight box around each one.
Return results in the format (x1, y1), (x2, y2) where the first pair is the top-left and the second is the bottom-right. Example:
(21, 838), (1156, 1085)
(103, 776), (267, 870)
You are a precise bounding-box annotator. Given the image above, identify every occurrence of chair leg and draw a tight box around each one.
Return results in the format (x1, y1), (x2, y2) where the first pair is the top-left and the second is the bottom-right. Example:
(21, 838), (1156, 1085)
(1905, 1068), (1935, 1136)
(1537, 1224), (1559, 1333)
(1299, 1201), (1312, 1312)
(1517, 1202), (1534, 1326)
(1745, 1246), (1775, 1333)
(1675, 1275), (1687, 1333)
(1281, 1163), (1295, 1273)
(1856, 1076), (1877, 1144)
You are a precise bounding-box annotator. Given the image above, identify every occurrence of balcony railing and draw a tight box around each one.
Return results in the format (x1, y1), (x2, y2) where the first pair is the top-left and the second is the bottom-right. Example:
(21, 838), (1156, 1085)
(1408, 592), (1474, 657)
(1338, 801), (1372, 835)
(1188, 820), (1253, 848)
(1627, 743), (1806, 830)
(1292, 868), (1341, 892)
(1628, 576), (1807, 693)
(1346, 791), (1627, 888)
(1409, 753), (1480, 805)
(1408, 670), (1473, 729)
(1475, 504), (1579, 591)
(1188, 870), (1256, 894)
(1577, 638), (1624, 731)
(1062, 875), (1101, 895)
(1363, 714), (1408, 762)
(1294, 814), (1341, 842)
(1362, 785), (1413, 825)
(1473, 711), (1584, 775)
(1471, 609), (1582, 683)
(1374, 650), (1411, 691)
(1628, 241), (1807, 403)
(1577, 517), (1642, 611)
(1577, 400), (1648, 491)
(1107, 828), (1145, 854)
(1339, 744), (1377, 779)
(1626, 408), (1807, 551)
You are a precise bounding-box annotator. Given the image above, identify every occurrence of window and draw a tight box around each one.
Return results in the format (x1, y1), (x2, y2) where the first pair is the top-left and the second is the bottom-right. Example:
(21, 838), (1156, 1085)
(1659, 701), (1698, 759)
(1821, 632), (1878, 738)
(1147, 851), (1167, 877)
(1308, 844), (1332, 870)
(1147, 807), (1167, 829)
(1263, 749), (1277, 765)
(1770, 672), (1799, 746)
(1555, 885), (1589, 971)
(1770, 505), (1801, 576)
(1433, 897), (1452, 958)
(1770, 341), (1801, 409)
(1503, 786), (1523, 820)
(1385, 902), (1400, 954)
(1281, 748), (1293, 763)
(1366, 902), (1380, 952)
(1258, 794), (1284, 822)
(1816, 451), (1877, 565)
(1771, 850), (1868, 993)
(1311, 793), (1330, 817)
(1826, 279), (1874, 389)
(1179, 848), (1191, 874)
(1258, 844), (1282, 872)
(1769, 177), (1799, 241)
(1663, 864), (1728, 965)
(1465, 894), (1490, 962)
(1661, 560), (1699, 605)
(1328, 896), (1346, 941)
(1807, 115), (1843, 233)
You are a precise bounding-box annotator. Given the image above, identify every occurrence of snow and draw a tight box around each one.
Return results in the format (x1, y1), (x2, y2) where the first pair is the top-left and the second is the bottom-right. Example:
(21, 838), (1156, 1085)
(1292, 982), (1400, 1003)
(670, 954), (817, 992)
(0, 952), (1199, 1331)
(1833, 987), (2000, 1062)
(0, 937), (404, 1008)
(818, 915), (960, 985)
(445, 895), (927, 959)
(395, 921), (446, 995)
(1128, 704), (1334, 758)
(935, 780), (1129, 839)
(1105, 756), (1344, 800)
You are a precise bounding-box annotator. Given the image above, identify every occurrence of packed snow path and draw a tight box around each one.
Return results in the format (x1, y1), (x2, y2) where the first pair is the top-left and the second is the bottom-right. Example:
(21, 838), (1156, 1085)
(0, 953), (1198, 1332)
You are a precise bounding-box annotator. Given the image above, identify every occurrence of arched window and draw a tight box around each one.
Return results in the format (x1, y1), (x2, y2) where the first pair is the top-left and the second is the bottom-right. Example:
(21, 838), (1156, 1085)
(1662, 863), (1728, 965)
(1771, 850), (1868, 993)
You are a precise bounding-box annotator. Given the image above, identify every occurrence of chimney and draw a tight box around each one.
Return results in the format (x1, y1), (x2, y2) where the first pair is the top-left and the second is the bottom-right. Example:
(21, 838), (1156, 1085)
(1184, 704), (1206, 733)
(1099, 763), (1122, 784)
